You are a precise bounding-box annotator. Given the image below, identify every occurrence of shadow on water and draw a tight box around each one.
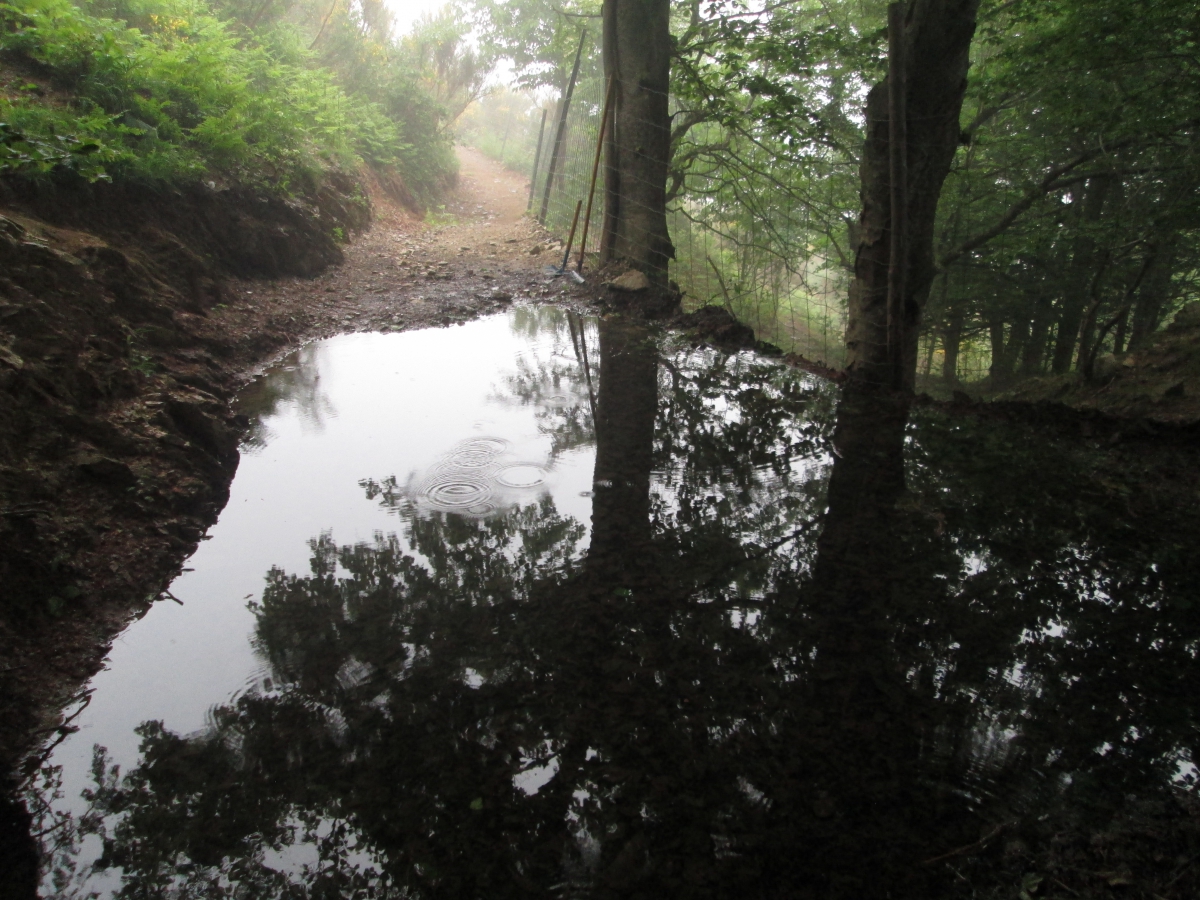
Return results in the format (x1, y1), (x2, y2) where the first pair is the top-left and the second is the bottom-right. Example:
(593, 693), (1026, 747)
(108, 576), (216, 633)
(27, 309), (1200, 897)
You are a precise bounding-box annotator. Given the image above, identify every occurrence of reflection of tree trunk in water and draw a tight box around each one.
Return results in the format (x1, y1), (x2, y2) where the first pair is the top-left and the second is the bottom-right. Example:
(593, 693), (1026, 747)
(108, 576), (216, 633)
(586, 318), (659, 577)
(811, 385), (910, 618)
(797, 384), (974, 894)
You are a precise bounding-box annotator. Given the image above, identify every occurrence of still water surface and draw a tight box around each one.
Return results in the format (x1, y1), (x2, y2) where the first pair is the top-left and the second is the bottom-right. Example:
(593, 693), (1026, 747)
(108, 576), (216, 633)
(34, 307), (1198, 898)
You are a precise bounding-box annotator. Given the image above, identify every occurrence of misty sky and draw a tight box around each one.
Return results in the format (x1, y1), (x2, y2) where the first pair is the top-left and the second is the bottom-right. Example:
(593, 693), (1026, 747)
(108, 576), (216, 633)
(388, 0), (455, 37)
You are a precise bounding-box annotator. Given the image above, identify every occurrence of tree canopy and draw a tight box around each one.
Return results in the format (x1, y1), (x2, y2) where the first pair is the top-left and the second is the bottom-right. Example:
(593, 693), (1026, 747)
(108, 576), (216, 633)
(470, 0), (1200, 382)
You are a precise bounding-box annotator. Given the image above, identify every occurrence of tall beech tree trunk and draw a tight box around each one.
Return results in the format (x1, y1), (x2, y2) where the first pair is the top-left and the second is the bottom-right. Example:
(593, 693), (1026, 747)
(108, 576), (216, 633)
(1051, 176), (1111, 373)
(989, 317), (1028, 388)
(600, 0), (674, 289)
(845, 0), (980, 391)
(942, 312), (963, 385)
(1021, 293), (1055, 375)
(1129, 234), (1179, 351)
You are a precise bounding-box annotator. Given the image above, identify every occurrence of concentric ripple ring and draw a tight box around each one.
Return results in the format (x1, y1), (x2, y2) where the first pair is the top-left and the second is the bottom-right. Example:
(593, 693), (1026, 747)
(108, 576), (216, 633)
(495, 464), (547, 489)
(423, 475), (494, 510)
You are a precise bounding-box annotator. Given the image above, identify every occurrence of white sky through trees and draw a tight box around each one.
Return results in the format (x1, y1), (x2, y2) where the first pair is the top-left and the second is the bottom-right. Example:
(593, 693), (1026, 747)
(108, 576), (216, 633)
(386, 0), (456, 37)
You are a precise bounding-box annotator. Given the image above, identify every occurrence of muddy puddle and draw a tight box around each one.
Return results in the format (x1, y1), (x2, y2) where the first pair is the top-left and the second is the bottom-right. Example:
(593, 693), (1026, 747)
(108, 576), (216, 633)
(28, 307), (1200, 898)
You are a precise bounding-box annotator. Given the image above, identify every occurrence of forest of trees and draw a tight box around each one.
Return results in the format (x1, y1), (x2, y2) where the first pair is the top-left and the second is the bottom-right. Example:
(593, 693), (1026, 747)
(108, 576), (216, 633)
(5, 4), (1199, 895)
(466, 0), (1199, 387)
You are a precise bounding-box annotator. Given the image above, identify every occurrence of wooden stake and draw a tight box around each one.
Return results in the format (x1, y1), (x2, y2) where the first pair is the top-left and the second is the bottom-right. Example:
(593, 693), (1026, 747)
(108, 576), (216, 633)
(539, 29), (587, 225)
(577, 75), (616, 273)
(526, 108), (548, 213)
(559, 200), (584, 273)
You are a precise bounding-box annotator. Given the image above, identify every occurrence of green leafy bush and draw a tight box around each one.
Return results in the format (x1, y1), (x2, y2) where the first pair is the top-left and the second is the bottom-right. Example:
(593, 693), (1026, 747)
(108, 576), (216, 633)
(0, 0), (455, 198)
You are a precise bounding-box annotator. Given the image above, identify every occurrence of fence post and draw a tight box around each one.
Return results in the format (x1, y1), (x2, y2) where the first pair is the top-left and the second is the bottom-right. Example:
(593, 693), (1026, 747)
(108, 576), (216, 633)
(526, 107), (548, 213)
(539, 28), (587, 226)
(577, 75), (615, 272)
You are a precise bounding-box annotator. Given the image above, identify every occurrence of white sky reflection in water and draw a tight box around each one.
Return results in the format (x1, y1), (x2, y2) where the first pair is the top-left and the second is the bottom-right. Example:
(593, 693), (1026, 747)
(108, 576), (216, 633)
(47, 312), (597, 819)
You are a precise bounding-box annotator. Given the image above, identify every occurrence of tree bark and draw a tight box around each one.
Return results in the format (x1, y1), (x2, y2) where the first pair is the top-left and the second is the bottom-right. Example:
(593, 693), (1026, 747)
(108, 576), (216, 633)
(1112, 305), (1130, 355)
(1128, 234), (1178, 351)
(1050, 176), (1111, 374)
(942, 312), (963, 386)
(989, 317), (1027, 388)
(1020, 293), (1055, 375)
(844, 0), (981, 391)
(987, 321), (1005, 383)
(1074, 250), (1111, 372)
(600, 0), (674, 290)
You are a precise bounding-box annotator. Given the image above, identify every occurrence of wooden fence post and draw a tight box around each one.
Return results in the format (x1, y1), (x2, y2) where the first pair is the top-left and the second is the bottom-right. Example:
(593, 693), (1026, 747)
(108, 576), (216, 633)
(539, 28), (587, 226)
(526, 107), (549, 213)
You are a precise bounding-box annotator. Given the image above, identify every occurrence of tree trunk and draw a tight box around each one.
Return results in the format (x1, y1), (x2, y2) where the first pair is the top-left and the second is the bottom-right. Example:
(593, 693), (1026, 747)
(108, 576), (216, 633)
(844, 0), (981, 391)
(1128, 234), (1178, 350)
(1074, 251), (1111, 372)
(1002, 316), (1029, 383)
(1020, 294), (1055, 375)
(1112, 305), (1130, 355)
(988, 321), (1004, 376)
(600, 0), (674, 289)
(989, 317), (1027, 389)
(1050, 176), (1111, 373)
(942, 312), (962, 385)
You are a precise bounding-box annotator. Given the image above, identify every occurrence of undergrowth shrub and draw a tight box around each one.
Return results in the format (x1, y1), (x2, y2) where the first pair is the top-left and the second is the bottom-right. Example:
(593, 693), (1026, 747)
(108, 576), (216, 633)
(0, 0), (455, 202)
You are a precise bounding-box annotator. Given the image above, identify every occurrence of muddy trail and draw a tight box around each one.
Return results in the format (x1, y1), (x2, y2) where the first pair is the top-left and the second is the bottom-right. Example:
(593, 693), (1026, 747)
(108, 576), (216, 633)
(0, 147), (598, 833)
(230, 147), (587, 340)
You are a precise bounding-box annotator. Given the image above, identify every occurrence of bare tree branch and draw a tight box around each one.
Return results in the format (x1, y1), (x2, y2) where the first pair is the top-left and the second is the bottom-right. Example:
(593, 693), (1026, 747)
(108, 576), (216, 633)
(936, 148), (1111, 272)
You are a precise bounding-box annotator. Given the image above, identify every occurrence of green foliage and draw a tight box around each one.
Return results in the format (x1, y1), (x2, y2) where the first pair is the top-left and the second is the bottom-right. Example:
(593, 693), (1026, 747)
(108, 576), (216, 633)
(473, 0), (600, 92)
(919, 0), (1200, 384)
(472, 0), (1200, 377)
(0, 0), (461, 199)
(0, 117), (114, 180)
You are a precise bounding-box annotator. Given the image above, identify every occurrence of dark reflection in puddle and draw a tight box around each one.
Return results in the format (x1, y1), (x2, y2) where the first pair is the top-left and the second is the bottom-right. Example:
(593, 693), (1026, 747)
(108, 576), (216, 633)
(31, 308), (1200, 898)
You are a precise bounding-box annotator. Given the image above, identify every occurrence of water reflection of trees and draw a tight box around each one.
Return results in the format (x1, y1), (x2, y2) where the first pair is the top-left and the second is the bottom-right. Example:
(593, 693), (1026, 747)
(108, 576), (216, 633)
(59, 316), (1199, 898)
(236, 344), (336, 451)
(494, 307), (599, 459)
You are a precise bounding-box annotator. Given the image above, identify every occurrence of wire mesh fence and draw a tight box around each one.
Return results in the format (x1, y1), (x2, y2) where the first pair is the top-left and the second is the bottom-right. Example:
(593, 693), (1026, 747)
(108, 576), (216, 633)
(496, 69), (850, 367)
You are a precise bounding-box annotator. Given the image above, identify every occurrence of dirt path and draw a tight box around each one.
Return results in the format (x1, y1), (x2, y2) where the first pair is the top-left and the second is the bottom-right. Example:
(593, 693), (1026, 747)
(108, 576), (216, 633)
(213, 147), (578, 347)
